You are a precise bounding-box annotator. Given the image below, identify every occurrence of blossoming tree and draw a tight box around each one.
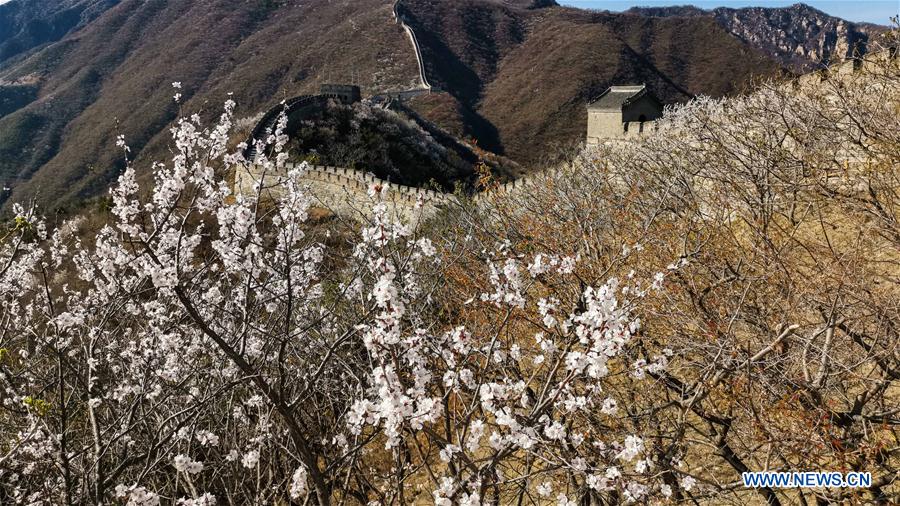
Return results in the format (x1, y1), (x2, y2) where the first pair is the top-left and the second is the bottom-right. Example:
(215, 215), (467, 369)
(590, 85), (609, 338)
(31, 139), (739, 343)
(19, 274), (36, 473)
(0, 90), (676, 505)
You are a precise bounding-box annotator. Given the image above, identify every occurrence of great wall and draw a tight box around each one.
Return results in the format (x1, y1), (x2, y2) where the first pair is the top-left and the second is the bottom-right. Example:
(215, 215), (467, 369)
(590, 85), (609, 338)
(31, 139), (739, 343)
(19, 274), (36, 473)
(233, 159), (548, 226)
(235, 0), (450, 225)
(236, 14), (897, 226)
(235, 163), (454, 224)
(244, 94), (333, 161)
(392, 0), (431, 92)
(244, 0), (433, 160)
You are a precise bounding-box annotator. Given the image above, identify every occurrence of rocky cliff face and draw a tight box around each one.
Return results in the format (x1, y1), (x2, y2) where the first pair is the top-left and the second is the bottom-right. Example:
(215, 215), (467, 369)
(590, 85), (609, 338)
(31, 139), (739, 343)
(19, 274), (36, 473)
(712, 3), (884, 69)
(628, 3), (888, 70)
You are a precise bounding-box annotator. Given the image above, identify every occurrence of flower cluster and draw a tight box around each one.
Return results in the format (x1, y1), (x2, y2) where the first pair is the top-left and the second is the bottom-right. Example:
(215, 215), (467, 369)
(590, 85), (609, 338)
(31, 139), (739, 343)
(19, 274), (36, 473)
(0, 93), (683, 505)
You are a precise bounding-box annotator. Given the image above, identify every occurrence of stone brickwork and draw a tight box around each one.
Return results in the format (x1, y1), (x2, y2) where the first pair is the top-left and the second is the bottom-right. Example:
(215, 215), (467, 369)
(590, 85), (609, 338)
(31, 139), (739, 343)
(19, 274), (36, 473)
(478, 167), (561, 201)
(319, 84), (362, 103)
(586, 85), (663, 144)
(235, 163), (455, 225)
(235, 161), (568, 224)
(586, 113), (659, 144)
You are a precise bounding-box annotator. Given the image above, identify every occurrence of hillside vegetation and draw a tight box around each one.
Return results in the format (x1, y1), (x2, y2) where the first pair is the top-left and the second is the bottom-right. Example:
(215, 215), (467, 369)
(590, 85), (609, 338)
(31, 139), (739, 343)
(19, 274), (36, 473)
(284, 100), (516, 190)
(0, 37), (897, 504)
(0, 0), (117, 66)
(467, 48), (900, 504)
(403, 1), (887, 165)
(402, 0), (780, 162)
(0, 0), (887, 214)
(0, 0), (420, 213)
(628, 3), (887, 69)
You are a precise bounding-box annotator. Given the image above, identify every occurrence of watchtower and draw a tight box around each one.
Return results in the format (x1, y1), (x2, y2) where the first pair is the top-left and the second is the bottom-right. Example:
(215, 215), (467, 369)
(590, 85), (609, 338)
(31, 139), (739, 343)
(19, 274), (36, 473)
(320, 84), (362, 104)
(587, 85), (663, 144)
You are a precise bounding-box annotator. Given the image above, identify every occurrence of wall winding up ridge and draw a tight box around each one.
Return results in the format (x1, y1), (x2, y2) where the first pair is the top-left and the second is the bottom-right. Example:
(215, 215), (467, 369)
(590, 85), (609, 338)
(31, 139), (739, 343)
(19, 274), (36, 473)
(237, 84), (587, 221)
(237, 50), (898, 225)
(392, 0), (431, 91)
(244, 94), (344, 160)
(235, 0), (444, 224)
(242, 0), (436, 160)
(235, 159), (563, 224)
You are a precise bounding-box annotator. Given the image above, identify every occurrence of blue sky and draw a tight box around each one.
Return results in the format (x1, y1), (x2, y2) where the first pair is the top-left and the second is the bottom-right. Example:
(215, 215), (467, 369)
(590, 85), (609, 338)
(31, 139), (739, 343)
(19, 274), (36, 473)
(558, 1), (899, 24)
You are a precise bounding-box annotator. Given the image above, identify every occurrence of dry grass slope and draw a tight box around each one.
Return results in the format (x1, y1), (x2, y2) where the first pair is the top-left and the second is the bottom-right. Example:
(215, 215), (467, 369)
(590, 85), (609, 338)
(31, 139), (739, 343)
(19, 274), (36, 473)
(0, 0), (419, 213)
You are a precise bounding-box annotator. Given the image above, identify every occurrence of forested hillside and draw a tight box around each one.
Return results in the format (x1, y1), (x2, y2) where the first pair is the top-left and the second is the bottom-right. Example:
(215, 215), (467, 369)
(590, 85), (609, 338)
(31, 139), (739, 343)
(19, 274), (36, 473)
(0, 0), (888, 213)
(402, 0), (782, 162)
(0, 0), (419, 213)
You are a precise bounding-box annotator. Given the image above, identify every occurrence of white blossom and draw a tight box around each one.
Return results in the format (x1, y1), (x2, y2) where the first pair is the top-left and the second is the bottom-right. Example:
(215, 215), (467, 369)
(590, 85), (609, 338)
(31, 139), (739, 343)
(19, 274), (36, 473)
(173, 454), (203, 475)
(241, 450), (259, 469)
(290, 466), (309, 499)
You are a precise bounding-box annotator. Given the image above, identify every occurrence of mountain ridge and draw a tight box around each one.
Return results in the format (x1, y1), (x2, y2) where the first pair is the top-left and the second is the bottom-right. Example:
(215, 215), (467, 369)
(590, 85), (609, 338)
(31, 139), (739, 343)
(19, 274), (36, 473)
(625, 2), (888, 69)
(0, 0), (420, 212)
(0, 0), (119, 66)
(400, 0), (784, 163)
(0, 0), (889, 212)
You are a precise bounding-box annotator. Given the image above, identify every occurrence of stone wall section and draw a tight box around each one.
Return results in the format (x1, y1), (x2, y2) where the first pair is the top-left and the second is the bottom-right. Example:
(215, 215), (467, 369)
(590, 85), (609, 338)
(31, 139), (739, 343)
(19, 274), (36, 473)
(586, 114), (659, 145)
(236, 162), (569, 220)
(236, 48), (897, 223)
(236, 163), (455, 224)
(392, 0), (431, 91)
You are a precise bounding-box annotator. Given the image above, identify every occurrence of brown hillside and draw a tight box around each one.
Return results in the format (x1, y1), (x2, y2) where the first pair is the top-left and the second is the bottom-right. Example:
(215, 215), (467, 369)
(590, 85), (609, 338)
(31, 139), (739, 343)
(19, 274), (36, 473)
(0, 0), (872, 212)
(0, 0), (118, 66)
(0, 0), (419, 212)
(403, 0), (782, 164)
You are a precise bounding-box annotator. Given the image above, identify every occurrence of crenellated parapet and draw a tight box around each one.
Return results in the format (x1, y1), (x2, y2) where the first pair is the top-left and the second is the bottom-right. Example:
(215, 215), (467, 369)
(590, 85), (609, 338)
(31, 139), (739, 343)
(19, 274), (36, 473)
(474, 167), (563, 204)
(235, 162), (456, 225)
(235, 160), (573, 224)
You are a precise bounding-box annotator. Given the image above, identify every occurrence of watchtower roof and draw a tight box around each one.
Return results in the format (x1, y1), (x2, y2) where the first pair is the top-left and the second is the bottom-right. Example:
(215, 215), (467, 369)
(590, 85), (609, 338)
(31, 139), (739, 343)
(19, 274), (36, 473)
(588, 85), (654, 111)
